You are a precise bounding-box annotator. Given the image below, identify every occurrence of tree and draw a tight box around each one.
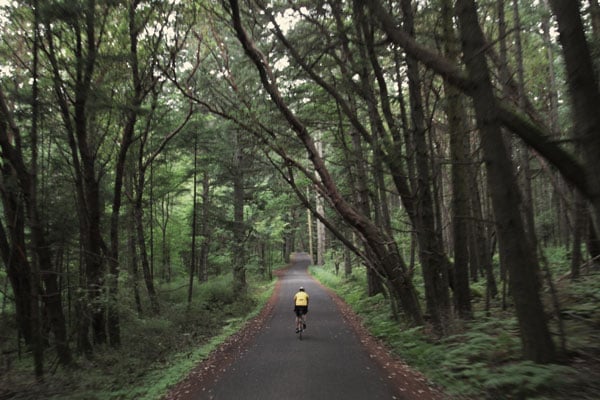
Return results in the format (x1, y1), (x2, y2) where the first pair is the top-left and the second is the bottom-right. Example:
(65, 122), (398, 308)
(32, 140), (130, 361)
(441, 0), (472, 319)
(455, 0), (555, 363)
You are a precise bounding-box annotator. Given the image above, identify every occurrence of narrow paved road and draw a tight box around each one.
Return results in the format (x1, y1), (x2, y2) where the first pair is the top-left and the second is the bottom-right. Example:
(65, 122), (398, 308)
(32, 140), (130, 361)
(198, 253), (403, 400)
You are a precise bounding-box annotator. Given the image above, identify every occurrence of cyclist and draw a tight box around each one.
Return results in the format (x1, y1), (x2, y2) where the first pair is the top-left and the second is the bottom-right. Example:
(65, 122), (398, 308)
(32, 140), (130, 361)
(293, 286), (309, 333)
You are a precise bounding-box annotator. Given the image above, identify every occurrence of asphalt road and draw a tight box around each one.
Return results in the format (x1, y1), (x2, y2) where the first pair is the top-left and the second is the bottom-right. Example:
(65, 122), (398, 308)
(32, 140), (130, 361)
(199, 253), (402, 400)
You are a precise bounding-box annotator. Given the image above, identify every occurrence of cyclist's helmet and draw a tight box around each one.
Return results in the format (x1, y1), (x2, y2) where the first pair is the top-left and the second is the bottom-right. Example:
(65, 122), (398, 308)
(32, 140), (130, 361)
(299, 286), (305, 291)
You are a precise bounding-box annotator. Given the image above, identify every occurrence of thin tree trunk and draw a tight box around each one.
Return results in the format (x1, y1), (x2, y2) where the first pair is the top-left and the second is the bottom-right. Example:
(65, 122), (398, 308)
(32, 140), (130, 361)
(315, 139), (326, 266)
(199, 170), (211, 282)
(232, 132), (246, 293)
(29, 0), (45, 375)
(127, 179), (143, 316)
(571, 191), (586, 279)
(134, 142), (160, 314)
(513, 0), (539, 258)
(188, 134), (198, 305)
(344, 239), (353, 278)
(135, 200), (160, 315)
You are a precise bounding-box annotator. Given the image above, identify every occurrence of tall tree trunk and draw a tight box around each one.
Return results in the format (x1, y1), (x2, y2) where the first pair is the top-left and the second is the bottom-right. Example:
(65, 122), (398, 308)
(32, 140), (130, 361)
(541, 0), (571, 248)
(127, 173), (143, 316)
(134, 199), (160, 315)
(199, 170), (211, 282)
(344, 237), (353, 277)
(232, 132), (246, 293)
(134, 144), (160, 314)
(512, 0), (539, 257)
(43, 0), (106, 349)
(2, 79), (72, 373)
(106, 0), (146, 348)
(315, 139), (326, 266)
(456, 0), (556, 363)
(307, 189), (314, 262)
(158, 193), (172, 281)
(0, 211), (33, 346)
(29, 1), (45, 375)
(401, 0), (451, 332)
(188, 134), (198, 305)
(349, 125), (383, 296)
(442, 0), (472, 319)
(548, 0), (600, 234)
(571, 191), (586, 279)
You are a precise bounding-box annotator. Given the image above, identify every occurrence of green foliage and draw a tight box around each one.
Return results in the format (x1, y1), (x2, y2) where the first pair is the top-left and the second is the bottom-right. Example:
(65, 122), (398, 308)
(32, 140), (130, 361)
(542, 246), (571, 276)
(198, 275), (237, 305)
(482, 362), (575, 399)
(310, 261), (595, 399)
(0, 274), (274, 399)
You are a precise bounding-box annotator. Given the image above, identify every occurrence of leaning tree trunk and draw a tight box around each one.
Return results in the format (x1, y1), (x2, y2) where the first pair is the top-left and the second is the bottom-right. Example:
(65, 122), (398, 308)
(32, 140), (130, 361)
(456, 0), (556, 363)
(548, 0), (600, 235)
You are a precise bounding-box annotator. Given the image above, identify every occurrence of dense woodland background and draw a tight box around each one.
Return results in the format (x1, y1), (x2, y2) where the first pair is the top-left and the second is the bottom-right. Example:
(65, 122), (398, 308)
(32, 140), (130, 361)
(1, 0), (600, 398)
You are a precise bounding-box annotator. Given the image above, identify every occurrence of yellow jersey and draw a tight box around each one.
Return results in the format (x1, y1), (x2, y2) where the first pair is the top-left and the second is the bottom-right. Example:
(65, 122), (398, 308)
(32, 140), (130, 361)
(294, 291), (309, 306)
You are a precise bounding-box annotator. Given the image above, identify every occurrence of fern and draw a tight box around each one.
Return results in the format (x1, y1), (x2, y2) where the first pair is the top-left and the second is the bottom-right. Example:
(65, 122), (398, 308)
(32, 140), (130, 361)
(483, 362), (576, 398)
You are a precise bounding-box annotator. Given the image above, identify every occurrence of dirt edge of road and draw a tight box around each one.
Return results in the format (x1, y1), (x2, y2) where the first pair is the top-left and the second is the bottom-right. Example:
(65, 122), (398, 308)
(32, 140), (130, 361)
(163, 266), (448, 400)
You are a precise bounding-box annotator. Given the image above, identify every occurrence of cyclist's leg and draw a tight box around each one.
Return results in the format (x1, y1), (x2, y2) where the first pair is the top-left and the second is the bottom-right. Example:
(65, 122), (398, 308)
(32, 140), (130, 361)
(302, 309), (307, 329)
(294, 308), (302, 332)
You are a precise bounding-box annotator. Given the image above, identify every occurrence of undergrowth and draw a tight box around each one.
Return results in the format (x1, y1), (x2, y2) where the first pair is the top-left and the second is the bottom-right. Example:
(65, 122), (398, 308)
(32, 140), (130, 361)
(0, 273), (275, 400)
(310, 252), (600, 400)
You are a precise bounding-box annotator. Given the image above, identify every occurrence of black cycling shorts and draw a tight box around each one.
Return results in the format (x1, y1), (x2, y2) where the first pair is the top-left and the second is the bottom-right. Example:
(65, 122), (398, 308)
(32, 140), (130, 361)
(294, 306), (308, 317)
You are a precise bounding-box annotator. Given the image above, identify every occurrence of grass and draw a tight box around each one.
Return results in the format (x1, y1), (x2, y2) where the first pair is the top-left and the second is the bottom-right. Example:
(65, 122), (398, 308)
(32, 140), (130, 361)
(0, 273), (276, 400)
(309, 253), (600, 400)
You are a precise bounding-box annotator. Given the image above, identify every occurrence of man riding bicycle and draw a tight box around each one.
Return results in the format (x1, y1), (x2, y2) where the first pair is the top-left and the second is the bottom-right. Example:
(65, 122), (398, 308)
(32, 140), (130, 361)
(293, 287), (309, 333)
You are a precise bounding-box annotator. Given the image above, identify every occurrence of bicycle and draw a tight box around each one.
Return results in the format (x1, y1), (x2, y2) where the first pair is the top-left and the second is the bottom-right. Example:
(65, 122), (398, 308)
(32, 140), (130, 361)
(296, 314), (306, 340)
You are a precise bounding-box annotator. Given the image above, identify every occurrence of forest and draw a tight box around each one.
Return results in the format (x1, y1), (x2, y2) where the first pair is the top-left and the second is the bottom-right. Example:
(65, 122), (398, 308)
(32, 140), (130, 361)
(1, 0), (600, 398)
